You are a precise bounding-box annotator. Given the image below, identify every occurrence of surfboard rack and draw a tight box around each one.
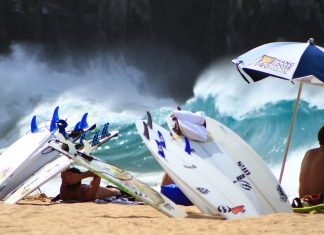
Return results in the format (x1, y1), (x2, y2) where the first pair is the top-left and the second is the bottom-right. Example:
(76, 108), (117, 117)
(146, 111), (153, 129)
(143, 121), (150, 140)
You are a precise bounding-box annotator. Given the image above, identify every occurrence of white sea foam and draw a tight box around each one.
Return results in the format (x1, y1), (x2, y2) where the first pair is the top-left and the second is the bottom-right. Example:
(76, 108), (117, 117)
(193, 58), (324, 119)
(0, 44), (176, 147)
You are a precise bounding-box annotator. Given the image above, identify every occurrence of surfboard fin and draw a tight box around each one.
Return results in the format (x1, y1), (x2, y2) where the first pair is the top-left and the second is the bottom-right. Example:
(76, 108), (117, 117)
(79, 113), (89, 129)
(73, 121), (81, 131)
(91, 131), (100, 147)
(143, 121), (149, 140)
(184, 136), (192, 155)
(50, 106), (60, 132)
(146, 111), (153, 129)
(31, 115), (38, 133)
(101, 123), (110, 138)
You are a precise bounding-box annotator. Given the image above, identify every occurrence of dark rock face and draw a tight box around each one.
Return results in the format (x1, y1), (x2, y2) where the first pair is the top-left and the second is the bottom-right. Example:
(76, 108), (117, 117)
(1, 0), (324, 100)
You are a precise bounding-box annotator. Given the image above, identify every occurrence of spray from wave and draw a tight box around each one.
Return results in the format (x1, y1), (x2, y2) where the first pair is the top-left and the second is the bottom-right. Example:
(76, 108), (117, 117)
(0, 44), (176, 147)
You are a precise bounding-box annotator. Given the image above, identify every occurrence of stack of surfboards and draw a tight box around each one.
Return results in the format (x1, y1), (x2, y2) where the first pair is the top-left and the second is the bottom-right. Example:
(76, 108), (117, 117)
(1, 109), (187, 218)
(0, 106), (63, 200)
(3, 130), (119, 205)
(136, 111), (292, 219)
(1, 106), (103, 203)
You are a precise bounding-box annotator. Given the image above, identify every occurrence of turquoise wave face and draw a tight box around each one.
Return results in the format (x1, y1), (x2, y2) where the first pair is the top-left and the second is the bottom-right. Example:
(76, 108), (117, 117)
(91, 95), (323, 173)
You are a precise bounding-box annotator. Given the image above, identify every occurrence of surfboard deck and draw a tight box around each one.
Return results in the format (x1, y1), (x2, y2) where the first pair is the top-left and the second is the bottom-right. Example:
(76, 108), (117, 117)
(48, 133), (187, 218)
(3, 130), (119, 204)
(167, 112), (292, 214)
(0, 125), (54, 199)
(136, 119), (261, 219)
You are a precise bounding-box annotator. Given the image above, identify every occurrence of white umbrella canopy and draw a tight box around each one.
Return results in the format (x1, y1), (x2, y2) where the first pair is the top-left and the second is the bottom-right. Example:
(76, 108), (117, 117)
(232, 38), (324, 183)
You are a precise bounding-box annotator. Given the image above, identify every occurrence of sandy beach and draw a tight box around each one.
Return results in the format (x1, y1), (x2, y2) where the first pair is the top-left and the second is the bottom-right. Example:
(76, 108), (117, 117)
(0, 195), (323, 235)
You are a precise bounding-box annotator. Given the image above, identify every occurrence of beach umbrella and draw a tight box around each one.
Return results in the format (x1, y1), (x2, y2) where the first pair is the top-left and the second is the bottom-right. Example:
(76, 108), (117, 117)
(232, 38), (324, 183)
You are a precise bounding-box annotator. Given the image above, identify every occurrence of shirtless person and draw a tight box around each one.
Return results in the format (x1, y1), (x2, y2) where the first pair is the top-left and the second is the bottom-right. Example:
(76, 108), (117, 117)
(60, 167), (120, 202)
(299, 126), (324, 197)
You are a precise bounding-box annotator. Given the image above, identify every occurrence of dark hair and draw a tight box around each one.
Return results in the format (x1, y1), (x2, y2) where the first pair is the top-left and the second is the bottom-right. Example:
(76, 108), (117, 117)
(319, 126), (324, 145)
(67, 167), (81, 174)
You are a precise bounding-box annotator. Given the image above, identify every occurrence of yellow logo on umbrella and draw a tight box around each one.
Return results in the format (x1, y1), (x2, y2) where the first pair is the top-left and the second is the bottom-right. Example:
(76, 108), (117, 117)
(262, 55), (275, 63)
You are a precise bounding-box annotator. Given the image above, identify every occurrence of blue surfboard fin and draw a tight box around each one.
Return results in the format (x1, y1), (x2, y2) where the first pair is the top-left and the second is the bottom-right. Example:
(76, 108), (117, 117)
(155, 140), (165, 158)
(101, 123), (110, 138)
(184, 136), (192, 155)
(73, 121), (81, 131)
(79, 113), (89, 129)
(31, 115), (38, 133)
(79, 131), (87, 144)
(91, 131), (100, 147)
(157, 131), (166, 148)
(50, 106), (60, 132)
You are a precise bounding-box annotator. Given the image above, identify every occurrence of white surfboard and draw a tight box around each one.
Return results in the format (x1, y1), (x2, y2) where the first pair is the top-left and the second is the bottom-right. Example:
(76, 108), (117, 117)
(48, 133), (187, 218)
(3, 130), (119, 204)
(167, 112), (292, 214)
(136, 120), (260, 219)
(0, 110), (94, 200)
(0, 121), (55, 199)
(3, 156), (72, 204)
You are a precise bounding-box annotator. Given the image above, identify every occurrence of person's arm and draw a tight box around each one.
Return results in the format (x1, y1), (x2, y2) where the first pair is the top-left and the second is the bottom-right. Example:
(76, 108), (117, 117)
(81, 173), (101, 201)
(299, 151), (310, 197)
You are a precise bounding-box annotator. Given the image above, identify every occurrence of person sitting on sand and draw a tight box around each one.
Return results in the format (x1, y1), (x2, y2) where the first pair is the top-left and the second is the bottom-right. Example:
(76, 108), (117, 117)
(299, 126), (324, 198)
(60, 167), (121, 202)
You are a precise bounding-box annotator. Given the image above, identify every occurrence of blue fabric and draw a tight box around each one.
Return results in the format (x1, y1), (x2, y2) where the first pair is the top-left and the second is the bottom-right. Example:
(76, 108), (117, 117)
(294, 45), (324, 82)
(161, 184), (193, 206)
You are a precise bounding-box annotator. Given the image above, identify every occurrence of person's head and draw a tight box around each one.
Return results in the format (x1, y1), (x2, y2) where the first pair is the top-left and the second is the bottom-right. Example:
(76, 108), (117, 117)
(319, 126), (324, 146)
(65, 167), (82, 190)
(67, 167), (81, 174)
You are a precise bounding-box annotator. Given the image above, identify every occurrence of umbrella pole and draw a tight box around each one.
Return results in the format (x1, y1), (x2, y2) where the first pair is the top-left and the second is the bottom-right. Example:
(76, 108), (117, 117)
(279, 82), (303, 183)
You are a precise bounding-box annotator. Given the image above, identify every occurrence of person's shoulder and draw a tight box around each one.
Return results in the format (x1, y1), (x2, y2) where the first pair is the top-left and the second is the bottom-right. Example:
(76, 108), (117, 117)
(304, 147), (323, 158)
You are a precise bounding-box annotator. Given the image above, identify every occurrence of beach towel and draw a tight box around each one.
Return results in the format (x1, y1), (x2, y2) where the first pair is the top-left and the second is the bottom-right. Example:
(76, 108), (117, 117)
(292, 194), (324, 213)
(95, 195), (144, 205)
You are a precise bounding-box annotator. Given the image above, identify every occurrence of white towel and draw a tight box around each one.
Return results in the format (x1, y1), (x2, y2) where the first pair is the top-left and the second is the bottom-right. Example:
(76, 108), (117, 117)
(173, 110), (207, 142)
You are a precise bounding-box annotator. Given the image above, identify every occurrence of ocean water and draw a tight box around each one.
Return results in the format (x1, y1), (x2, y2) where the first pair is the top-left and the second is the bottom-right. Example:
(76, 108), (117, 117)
(0, 45), (323, 201)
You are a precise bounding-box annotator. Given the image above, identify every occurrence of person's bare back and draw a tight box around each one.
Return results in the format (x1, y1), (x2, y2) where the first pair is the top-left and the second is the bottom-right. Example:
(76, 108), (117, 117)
(299, 126), (324, 197)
